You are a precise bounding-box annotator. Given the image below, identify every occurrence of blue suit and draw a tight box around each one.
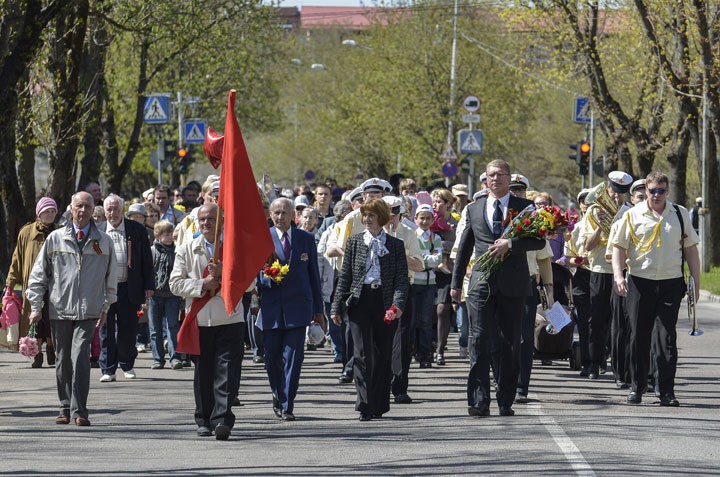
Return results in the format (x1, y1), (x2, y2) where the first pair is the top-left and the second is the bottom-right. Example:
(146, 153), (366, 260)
(258, 227), (323, 414)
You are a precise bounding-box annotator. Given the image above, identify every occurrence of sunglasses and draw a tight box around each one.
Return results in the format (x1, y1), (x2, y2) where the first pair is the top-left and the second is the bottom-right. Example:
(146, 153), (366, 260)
(648, 188), (667, 195)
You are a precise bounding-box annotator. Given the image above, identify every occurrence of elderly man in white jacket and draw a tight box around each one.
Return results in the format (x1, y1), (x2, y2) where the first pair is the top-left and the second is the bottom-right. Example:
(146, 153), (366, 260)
(169, 203), (245, 441)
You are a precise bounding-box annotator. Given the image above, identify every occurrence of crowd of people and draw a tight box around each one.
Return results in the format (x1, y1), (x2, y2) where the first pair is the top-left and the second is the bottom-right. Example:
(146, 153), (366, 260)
(1, 162), (700, 439)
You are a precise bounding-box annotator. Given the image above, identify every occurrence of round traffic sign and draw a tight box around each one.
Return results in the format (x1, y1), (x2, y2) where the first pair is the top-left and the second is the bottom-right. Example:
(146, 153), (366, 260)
(304, 169), (315, 180)
(442, 161), (458, 178)
(463, 95), (481, 113)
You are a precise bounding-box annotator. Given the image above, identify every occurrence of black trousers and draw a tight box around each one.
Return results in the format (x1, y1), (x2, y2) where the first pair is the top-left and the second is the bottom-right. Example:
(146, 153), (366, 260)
(391, 284), (413, 397)
(572, 268), (592, 368)
(466, 282), (523, 409)
(625, 275), (684, 395)
(588, 272), (613, 367)
(100, 283), (141, 375)
(349, 286), (397, 416)
(193, 322), (244, 430)
(610, 280), (630, 385)
(518, 283), (539, 395)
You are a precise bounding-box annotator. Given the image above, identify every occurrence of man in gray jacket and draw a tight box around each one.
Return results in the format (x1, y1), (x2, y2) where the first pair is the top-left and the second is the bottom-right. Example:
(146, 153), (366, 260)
(26, 191), (118, 427)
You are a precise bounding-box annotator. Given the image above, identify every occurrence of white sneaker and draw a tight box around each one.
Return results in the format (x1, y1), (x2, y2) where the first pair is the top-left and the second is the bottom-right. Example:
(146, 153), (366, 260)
(136, 344), (147, 353)
(99, 374), (116, 383)
(123, 369), (136, 379)
(458, 347), (468, 359)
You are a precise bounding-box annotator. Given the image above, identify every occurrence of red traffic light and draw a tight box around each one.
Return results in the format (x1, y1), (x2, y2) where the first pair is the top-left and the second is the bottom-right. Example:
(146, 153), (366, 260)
(580, 142), (590, 154)
(178, 148), (188, 158)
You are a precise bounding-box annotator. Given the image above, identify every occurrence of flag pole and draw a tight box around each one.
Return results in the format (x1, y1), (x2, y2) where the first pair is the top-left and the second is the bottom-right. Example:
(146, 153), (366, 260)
(211, 205), (223, 296)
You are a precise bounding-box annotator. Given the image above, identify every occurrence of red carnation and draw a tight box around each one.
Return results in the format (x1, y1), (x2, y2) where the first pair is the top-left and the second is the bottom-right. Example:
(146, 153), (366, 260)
(136, 309), (144, 318)
(522, 218), (531, 226)
(515, 224), (523, 232)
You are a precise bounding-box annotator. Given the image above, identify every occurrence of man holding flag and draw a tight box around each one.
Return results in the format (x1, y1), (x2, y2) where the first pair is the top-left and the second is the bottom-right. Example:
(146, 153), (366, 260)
(170, 90), (274, 440)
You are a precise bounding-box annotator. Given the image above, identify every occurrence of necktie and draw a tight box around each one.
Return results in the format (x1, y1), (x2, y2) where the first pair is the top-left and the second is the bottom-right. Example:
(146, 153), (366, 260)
(492, 199), (503, 237)
(77, 229), (84, 241)
(281, 232), (291, 259)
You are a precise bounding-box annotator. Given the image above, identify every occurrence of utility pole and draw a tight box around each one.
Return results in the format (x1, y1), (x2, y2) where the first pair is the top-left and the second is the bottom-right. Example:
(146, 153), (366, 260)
(446, 0), (459, 187)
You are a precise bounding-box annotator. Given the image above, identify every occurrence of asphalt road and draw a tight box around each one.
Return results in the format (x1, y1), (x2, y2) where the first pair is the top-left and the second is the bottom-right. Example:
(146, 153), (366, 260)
(1, 297), (719, 476)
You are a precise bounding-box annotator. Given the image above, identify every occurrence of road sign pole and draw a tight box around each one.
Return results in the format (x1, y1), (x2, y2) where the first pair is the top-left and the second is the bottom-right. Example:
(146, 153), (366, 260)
(468, 154), (475, 196)
(177, 91), (184, 148)
(156, 128), (164, 186)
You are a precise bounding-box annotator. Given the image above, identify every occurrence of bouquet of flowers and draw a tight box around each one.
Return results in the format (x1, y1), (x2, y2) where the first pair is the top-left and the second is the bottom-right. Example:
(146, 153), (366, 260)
(471, 205), (575, 282)
(263, 259), (290, 284)
(384, 305), (400, 324)
(18, 323), (39, 358)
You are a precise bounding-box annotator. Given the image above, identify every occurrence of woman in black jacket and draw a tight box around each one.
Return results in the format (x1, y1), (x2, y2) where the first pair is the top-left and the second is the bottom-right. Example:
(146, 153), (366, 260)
(331, 198), (408, 421)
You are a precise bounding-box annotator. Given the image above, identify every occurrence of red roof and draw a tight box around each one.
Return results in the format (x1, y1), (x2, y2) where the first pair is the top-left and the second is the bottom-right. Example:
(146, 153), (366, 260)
(300, 6), (404, 30)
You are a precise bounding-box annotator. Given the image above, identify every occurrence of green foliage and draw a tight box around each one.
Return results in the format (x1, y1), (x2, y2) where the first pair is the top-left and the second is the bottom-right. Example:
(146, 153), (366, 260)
(700, 267), (720, 296)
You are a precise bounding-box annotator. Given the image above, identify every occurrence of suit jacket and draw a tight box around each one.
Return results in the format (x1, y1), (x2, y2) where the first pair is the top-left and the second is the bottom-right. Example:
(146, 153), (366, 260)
(258, 227), (323, 330)
(330, 232), (408, 316)
(98, 219), (155, 305)
(451, 195), (545, 297)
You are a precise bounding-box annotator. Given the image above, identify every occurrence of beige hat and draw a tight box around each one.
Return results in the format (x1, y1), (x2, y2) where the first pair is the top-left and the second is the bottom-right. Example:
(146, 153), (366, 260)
(451, 184), (469, 196)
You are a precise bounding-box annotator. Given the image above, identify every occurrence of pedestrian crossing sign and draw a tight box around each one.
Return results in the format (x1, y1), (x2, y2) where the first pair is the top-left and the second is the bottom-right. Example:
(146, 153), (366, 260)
(143, 95), (169, 124)
(184, 120), (206, 144)
(458, 129), (484, 154)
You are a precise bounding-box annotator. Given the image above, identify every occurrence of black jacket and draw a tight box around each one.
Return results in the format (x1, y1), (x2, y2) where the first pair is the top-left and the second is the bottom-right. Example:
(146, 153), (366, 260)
(451, 195), (545, 297)
(98, 219), (155, 305)
(331, 232), (408, 316)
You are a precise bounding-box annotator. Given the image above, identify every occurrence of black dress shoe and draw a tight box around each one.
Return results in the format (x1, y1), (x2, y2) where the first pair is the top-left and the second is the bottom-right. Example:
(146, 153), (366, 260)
(214, 424), (231, 440)
(272, 396), (282, 418)
(281, 410), (295, 421)
(394, 393), (413, 404)
(338, 373), (353, 384)
(359, 413), (372, 421)
(627, 392), (642, 404)
(660, 393), (680, 407)
(467, 405), (490, 417)
(372, 414), (383, 419)
(499, 407), (515, 416)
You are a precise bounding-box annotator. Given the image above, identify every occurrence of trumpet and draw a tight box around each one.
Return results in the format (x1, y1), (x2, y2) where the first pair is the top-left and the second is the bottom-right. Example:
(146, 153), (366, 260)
(687, 275), (703, 336)
(584, 181), (619, 236)
(537, 285), (558, 335)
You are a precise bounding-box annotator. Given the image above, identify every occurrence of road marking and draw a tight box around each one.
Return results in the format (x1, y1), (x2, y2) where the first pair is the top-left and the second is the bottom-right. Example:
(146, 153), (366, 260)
(527, 403), (595, 476)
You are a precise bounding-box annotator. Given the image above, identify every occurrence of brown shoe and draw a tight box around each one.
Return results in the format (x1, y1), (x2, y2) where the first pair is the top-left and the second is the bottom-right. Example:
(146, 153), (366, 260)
(55, 414), (70, 425)
(74, 417), (91, 426)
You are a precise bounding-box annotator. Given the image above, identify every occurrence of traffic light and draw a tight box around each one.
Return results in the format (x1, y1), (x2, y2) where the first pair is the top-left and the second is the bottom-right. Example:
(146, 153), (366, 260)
(568, 143), (579, 162)
(578, 141), (590, 175)
(178, 147), (190, 175)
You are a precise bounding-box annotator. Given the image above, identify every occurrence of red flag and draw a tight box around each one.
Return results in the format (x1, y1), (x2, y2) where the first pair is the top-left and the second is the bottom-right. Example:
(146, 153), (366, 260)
(204, 127), (224, 169)
(217, 90), (274, 316)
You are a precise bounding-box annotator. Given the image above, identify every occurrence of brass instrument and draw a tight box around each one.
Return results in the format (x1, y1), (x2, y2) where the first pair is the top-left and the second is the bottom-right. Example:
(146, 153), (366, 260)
(687, 275), (703, 336)
(584, 181), (619, 236)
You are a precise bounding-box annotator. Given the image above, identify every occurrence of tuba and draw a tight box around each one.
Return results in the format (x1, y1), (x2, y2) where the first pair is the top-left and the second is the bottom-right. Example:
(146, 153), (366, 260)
(584, 182), (618, 235)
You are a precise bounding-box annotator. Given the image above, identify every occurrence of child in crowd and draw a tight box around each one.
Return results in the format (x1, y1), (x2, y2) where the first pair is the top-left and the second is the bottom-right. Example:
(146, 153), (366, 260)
(412, 204), (443, 368)
(148, 220), (183, 370)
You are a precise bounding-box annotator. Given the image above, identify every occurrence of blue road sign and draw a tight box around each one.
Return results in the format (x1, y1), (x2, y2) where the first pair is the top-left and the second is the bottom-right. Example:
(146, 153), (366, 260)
(442, 161), (458, 178)
(305, 169), (315, 180)
(458, 129), (484, 154)
(184, 120), (206, 144)
(144, 95), (169, 124)
(574, 96), (592, 124)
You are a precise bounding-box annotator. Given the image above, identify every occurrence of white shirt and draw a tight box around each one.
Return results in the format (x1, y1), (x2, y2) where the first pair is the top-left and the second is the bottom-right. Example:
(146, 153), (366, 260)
(484, 193), (510, 232)
(274, 227), (292, 246)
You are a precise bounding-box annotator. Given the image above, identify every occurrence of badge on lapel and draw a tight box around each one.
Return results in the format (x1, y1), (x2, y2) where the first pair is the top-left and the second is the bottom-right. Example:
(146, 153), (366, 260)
(300, 253), (309, 261)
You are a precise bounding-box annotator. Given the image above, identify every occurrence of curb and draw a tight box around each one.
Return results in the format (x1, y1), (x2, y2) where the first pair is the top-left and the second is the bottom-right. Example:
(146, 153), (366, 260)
(699, 289), (720, 303)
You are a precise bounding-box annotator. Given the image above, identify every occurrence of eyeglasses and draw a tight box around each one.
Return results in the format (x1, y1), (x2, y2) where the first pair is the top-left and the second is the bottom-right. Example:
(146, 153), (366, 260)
(648, 188), (667, 196)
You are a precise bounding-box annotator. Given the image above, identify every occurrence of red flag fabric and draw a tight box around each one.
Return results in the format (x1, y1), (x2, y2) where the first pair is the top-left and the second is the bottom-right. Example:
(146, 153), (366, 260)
(218, 90), (274, 316)
(204, 127), (224, 169)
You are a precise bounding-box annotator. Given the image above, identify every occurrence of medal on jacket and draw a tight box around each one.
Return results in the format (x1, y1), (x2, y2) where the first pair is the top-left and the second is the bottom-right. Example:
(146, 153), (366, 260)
(92, 240), (103, 255)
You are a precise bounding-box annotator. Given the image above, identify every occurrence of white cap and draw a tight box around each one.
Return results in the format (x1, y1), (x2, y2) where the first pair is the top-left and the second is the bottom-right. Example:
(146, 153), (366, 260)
(294, 195), (311, 209)
(630, 179), (646, 195)
(382, 195), (405, 215)
(127, 203), (147, 217)
(479, 172), (487, 183)
(509, 173), (530, 189)
(576, 188), (591, 204)
(361, 177), (392, 193)
(348, 187), (364, 202)
(608, 170), (633, 193)
(415, 204), (434, 217)
(211, 181), (220, 197)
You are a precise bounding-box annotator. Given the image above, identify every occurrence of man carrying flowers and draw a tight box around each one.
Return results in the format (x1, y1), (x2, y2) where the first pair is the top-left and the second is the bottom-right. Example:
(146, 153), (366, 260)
(450, 160), (546, 418)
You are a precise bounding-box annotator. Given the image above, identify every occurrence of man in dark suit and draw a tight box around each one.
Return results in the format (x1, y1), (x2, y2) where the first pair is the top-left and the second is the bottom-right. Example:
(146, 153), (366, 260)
(258, 198), (324, 421)
(97, 194), (155, 382)
(451, 160), (545, 417)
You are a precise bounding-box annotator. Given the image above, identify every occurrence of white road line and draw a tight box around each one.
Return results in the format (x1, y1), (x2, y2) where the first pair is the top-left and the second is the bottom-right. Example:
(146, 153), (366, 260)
(527, 402), (596, 476)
